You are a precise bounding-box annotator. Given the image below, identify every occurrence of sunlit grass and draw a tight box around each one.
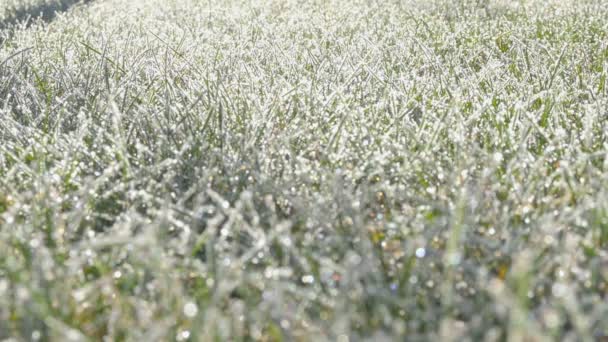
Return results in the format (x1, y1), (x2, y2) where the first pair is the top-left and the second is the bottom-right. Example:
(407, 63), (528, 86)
(0, 0), (607, 340)
(1, 0), (88, 31)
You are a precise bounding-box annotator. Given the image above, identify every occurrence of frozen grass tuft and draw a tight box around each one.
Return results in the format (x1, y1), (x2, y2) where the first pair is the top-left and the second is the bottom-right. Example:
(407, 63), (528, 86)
(0, 0), (607, 340)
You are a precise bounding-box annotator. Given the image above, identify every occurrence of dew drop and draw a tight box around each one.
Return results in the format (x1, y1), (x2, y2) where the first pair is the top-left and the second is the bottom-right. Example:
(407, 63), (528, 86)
(183, 302), (198, 318)
(302, 275), (315, 284)
(415, 247), (426, 258)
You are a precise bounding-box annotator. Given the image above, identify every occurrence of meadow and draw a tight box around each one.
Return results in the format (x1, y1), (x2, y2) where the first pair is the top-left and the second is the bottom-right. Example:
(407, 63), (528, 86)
(0, 0), (607, 340)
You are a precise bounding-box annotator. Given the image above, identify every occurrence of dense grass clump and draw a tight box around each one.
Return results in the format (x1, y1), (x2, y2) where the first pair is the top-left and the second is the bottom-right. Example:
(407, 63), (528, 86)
(0, 0), (607, 340)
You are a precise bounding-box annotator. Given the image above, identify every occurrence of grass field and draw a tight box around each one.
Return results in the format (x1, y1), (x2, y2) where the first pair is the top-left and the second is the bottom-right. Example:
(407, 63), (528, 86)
(0, 0), (607, 340)
(0, 0), (86, 32)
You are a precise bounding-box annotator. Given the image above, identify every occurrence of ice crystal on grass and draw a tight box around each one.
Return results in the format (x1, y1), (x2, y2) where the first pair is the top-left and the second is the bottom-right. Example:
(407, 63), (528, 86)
(1, 0), (608, 340)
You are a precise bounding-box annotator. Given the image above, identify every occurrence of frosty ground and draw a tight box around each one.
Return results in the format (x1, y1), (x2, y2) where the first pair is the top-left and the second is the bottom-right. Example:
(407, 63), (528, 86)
(0, 0), (607, 340)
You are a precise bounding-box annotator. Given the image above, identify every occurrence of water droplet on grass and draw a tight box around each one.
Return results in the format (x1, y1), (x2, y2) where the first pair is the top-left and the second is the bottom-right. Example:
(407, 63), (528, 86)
(302, 275), (315, 284)
(415, 247), (426, 258)
(183, 302), (198, 317)
(177, 330), (191, 341)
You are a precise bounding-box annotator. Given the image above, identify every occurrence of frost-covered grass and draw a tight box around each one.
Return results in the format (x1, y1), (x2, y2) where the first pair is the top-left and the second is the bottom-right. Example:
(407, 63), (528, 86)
(0, 0), (86, 32)
(0, 0), (607, 340)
